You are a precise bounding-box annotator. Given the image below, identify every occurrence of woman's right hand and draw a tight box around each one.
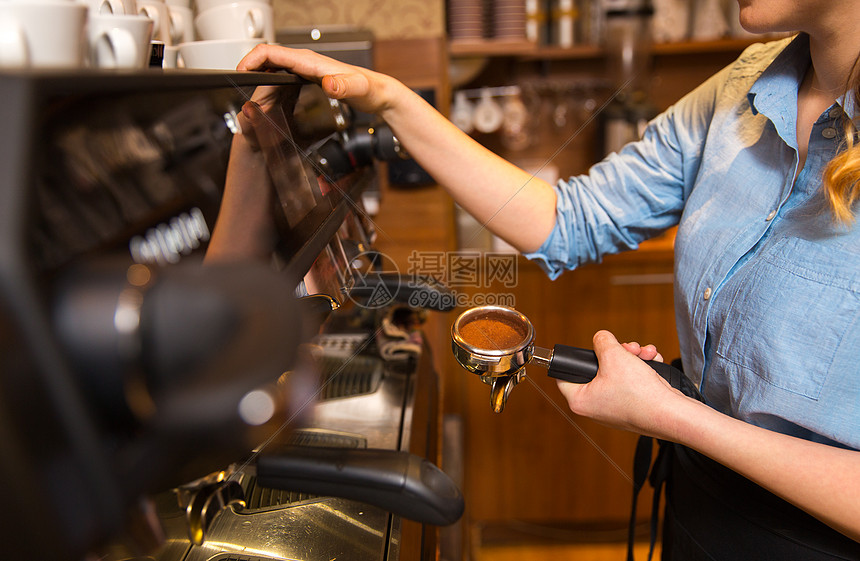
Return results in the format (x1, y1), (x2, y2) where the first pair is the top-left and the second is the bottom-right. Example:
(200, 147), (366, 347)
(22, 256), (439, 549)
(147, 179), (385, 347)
(237, 44), (400, 116)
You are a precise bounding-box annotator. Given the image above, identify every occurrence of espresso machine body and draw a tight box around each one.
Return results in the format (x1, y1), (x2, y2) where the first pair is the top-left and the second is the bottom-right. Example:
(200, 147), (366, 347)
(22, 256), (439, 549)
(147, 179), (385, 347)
(0, 70), (459, 561)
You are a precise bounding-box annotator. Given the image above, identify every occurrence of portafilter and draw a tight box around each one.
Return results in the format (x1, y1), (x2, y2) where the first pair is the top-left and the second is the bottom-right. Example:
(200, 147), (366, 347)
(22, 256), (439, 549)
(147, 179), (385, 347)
(451, 305), (701, 413)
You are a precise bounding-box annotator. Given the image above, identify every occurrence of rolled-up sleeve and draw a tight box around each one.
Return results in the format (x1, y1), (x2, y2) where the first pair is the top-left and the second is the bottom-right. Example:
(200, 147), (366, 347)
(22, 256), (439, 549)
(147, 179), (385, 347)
(525, 66), (723, 279)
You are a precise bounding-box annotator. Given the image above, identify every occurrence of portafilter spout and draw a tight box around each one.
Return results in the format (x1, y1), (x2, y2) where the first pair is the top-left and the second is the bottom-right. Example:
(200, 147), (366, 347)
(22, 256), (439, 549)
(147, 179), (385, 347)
(451, 305), (702, 412)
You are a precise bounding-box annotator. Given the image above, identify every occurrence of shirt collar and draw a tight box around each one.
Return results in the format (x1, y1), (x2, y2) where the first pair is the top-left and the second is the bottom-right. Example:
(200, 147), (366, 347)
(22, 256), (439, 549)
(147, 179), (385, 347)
(838, 89), (857, 121)
(747, 34), (811, 147)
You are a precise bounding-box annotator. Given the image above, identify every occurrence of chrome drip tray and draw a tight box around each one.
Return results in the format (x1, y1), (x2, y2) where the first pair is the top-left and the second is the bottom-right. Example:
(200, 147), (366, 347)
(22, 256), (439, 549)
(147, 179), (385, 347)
(148, 332), (416, 561)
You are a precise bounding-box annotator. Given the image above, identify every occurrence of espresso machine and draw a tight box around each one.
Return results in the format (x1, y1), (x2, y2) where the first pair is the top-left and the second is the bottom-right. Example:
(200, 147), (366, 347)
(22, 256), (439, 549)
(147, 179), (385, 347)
(0, 68), (461, 561)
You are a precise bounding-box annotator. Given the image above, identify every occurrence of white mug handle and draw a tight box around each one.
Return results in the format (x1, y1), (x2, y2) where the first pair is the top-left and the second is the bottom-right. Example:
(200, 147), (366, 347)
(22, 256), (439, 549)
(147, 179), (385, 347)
(0, 21), (27, 68)
(168, 9), (184, 44)
(139, 5), (160, 34)
(245, 8), (264, 39)
(94, 28), (138, 68)
(100, 0), (125, 14)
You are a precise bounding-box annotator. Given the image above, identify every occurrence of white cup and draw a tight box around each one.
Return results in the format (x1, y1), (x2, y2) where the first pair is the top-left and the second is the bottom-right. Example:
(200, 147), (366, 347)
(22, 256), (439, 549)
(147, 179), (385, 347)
(0, 1), (88, 69)
(194, 1), (273, 42)
(138, 0), (173, 44)
(162, 44), (181, 67)
(88, 13), (153, 68)
(167, 4), (194, 43)
(80, 0), (137, 15)
(472, 88), (505, 134)
(178, 37), (263, 69)
(194, 0), (268, 15)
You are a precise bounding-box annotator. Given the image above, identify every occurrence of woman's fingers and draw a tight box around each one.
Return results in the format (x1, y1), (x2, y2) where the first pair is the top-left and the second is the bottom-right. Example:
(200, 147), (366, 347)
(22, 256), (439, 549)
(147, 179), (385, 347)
(236, 45), (390, 114)
(238, 45), (326, 74)
(621, 340), (663, 363)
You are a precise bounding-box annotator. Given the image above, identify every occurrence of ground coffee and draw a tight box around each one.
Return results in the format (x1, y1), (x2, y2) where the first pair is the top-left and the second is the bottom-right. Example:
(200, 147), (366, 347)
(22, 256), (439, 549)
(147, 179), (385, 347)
(459, 312), (528, 351)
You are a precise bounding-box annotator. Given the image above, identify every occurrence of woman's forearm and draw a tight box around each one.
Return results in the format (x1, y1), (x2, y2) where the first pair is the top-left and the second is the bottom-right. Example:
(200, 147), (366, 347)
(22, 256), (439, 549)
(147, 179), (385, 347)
(668, 395), (860, 542)
(375, 78), (557, 253)
(205, 136), (276, 263)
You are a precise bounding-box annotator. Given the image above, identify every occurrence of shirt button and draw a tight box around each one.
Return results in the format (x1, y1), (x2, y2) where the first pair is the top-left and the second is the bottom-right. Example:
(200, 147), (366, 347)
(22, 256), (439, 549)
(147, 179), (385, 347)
(703, 287), (712, 300)
(829, 108), (843, 119)
(766, 209), (777, 221)
(822, 127), (838, 139)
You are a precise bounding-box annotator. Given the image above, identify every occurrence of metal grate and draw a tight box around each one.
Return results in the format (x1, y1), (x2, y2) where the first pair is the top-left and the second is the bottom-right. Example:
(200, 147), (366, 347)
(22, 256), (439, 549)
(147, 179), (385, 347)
(210, 555), (279, 561)
(242, 429), (366, 512)
(289, 428), (366, 449)
(315, 332), (375, 355)
(242, 476), (317, 512)
(317, 354), (383, 401)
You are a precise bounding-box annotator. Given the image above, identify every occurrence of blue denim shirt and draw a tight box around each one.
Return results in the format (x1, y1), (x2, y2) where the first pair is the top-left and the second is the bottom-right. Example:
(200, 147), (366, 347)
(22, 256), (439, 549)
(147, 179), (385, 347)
(526, 34), (860, 450)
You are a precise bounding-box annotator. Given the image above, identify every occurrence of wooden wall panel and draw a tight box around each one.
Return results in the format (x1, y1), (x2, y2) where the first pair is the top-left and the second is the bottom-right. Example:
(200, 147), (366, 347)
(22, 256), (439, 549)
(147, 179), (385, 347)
(460, 250), (677, 523)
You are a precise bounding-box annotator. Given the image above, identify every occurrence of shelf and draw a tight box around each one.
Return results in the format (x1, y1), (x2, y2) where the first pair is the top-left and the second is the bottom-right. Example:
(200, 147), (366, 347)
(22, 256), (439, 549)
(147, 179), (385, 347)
(449, 36), (767, 60)
(449, 38), (539, 57)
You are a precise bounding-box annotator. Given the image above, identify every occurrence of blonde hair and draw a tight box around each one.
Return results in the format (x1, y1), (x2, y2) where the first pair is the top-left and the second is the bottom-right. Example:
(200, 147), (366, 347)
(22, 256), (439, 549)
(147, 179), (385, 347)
(822, 60), (860, 225)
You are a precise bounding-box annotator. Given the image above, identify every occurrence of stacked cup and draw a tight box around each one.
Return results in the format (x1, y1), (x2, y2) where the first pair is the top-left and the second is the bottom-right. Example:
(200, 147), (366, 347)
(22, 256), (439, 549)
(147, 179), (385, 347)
(0, 0), (89, 69)
(156, 0), (195, 66)
(135, 0), (196, 67)
(82, 0), (158, 69)
(176, 0), (272, 70)
(166, 0), (194, 44)
(0, 0), (158, 70)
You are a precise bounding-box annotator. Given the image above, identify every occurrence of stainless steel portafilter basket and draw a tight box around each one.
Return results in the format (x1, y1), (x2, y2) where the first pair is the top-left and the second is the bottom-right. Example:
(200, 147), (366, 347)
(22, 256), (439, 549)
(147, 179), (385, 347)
(452, 305), (702, 413)
(451, 305), (534, 377)
(451, 306), (536, 412)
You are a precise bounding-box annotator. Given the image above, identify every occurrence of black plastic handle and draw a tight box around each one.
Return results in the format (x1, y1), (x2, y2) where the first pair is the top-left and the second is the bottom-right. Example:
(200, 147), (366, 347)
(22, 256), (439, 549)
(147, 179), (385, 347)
(547, 344), (703, 401)
(256, 445), (464, 526)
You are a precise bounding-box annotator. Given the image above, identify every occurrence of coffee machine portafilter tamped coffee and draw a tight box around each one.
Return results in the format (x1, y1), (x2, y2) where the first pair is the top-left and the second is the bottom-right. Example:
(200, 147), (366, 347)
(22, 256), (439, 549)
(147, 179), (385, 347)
(451, 305), (702, 412)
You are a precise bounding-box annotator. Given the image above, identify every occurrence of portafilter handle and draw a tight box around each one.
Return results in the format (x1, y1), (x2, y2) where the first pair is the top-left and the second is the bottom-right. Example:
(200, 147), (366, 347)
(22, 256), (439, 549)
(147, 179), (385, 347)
(535, 344), (703, 401)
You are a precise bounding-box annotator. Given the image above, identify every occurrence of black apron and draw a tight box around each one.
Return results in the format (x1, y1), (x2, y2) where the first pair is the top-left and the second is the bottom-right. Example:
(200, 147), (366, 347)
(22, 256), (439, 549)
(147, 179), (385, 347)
(628, 437), (860, 560)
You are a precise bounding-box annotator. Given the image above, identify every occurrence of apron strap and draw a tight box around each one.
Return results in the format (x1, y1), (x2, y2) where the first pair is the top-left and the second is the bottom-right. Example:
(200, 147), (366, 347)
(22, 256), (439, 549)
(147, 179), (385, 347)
(647, 439), (672, 560)
(627, 436), (673, 561)
(626, 435), (652, 561)
(627, 359), (698, 561)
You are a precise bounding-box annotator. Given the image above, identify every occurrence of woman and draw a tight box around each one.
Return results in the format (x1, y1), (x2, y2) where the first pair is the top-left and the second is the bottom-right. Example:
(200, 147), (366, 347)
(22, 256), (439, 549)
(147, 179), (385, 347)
(236, 0), (860, 556)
